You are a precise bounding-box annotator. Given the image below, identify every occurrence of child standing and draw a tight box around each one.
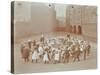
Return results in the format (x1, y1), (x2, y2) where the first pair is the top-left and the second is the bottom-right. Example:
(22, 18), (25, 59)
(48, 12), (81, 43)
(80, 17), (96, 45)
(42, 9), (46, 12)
(43, 48), (49, 64)
(32, 47), (39, 63)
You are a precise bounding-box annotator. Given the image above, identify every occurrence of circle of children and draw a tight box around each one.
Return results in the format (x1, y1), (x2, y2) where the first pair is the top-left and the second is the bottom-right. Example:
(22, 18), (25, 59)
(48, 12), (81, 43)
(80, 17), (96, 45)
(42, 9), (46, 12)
(21, 34), (91, 64)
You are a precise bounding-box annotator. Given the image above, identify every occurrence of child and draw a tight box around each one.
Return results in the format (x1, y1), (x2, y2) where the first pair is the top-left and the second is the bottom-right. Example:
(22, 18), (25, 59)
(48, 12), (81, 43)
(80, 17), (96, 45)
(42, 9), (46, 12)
(43, 48), (49, 64)
(32, 47), (39, 63)
(54, 48), (60, 64)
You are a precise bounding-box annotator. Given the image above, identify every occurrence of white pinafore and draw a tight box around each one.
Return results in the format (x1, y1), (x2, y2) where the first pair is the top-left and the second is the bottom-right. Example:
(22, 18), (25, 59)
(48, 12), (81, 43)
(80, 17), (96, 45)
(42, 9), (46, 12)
(43, 51), (49, 62)
(32, 50), (38, 60)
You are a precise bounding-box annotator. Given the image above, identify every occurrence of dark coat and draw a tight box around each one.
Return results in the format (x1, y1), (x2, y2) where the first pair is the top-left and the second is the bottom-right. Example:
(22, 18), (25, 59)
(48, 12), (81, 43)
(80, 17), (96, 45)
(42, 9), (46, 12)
(21, 47), (30, 59)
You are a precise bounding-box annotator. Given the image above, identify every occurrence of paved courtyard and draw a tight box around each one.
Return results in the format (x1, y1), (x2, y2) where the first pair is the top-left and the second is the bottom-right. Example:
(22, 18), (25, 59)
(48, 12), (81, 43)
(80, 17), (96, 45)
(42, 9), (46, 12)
(14, 33), (97, 74)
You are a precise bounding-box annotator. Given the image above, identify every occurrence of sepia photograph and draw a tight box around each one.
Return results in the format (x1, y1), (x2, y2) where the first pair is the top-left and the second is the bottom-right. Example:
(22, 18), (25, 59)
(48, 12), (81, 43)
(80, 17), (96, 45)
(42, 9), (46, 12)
(11, 1), (97, 74)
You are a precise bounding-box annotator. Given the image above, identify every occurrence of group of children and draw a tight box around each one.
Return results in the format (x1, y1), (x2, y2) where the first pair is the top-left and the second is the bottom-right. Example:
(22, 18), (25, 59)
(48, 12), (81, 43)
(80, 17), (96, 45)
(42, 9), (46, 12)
(21, 34), (91, 64)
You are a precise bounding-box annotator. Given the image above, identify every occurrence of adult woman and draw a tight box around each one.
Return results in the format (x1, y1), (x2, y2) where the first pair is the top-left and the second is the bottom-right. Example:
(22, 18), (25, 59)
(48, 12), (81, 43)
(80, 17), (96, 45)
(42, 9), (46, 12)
(21, 46), (30, 62)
